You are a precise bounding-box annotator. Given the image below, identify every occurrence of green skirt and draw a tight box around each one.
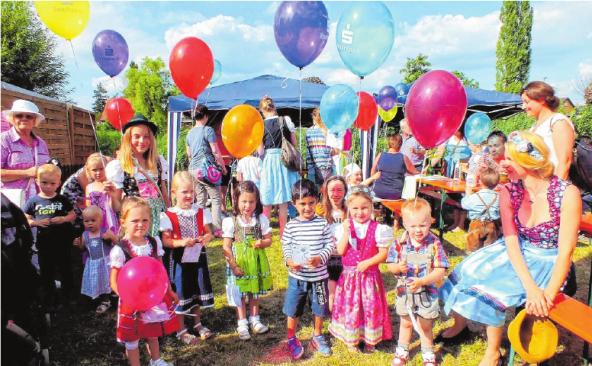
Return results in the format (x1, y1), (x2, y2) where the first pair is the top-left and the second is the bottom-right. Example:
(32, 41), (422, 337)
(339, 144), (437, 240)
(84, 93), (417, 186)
(234, 240), (272, 294)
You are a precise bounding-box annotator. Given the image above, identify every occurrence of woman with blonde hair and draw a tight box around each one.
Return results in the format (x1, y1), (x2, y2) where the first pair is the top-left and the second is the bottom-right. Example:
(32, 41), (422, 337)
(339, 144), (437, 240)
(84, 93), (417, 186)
(306, 107), (335, 185)
(437, 131), (581, 366)
(257, 96), (299, 236)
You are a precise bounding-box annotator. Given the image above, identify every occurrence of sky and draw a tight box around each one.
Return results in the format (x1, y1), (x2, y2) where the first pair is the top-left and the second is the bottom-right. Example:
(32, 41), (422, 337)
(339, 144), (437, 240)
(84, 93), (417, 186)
(53, 1), (592, 110)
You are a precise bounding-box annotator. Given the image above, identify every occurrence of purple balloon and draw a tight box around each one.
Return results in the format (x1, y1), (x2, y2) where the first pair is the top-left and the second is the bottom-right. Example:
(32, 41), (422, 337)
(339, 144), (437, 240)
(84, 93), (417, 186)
(377, 85), (397, 111)
(274, 1), (329, 69)
(92, 30), (129, 77)
(405, 70), (467, 149)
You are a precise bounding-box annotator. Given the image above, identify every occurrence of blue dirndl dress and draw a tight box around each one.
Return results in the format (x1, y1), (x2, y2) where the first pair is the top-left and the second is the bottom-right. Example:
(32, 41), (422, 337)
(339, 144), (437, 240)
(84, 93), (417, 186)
(440, 176), (569, 327)
(260, 148), (299, 205)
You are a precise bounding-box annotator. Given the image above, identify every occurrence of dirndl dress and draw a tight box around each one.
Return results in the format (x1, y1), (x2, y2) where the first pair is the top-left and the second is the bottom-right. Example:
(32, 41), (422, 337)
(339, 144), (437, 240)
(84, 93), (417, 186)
(80, 231), (111, 299)
(440, 176), (569, 327)
(329, 219), (392, 346)
(88, 190), (119, 234)
(260, 148), (299, 205)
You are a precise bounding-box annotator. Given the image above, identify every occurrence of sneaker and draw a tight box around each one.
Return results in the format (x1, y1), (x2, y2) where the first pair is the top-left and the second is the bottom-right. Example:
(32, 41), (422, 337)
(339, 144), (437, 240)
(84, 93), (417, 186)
(287, 336), (304, 360)
(237, 324), (251, 340)
(149, 358), (173, 366)
(311, 335), (332, 357)
(250, 319), (269, 334)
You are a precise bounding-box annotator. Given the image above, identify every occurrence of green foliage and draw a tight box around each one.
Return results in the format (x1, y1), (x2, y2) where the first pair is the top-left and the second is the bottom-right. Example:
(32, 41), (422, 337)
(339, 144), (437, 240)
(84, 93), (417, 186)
(155, 125), (190, 171)
(123, 57), (179, 132)
(573, 104), (592, 136)
(492, 112), (533, 134)
(400, 54), (431, 84)
(96, 122), (121, 156)
(452, 70), (480, 88)
(92, 82), (108, 118)
(495, 0), (532, 93)
(1, 1), (70, 99)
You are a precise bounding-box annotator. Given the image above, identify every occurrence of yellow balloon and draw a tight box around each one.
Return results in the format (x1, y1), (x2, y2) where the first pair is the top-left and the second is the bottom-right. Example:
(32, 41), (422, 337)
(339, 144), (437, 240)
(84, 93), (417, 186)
(35, 1), (90, 41)
(378, 105), (398, 122)
(221, 105), (264, 159)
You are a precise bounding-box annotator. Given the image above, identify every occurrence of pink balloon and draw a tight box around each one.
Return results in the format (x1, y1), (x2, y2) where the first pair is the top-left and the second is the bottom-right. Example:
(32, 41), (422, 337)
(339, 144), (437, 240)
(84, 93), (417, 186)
(117, 256), (169, 311)
(405, 70), (467, 149)
(343, 129), (352, 151)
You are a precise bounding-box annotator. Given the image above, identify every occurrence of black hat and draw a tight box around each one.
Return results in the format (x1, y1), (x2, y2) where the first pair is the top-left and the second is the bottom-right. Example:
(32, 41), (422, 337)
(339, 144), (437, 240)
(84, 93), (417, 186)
(122, 113), (158, 135)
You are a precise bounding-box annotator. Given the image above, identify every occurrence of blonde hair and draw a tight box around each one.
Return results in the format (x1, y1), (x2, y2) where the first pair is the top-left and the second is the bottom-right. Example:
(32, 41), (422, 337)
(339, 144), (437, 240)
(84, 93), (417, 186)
(311, 107), (327, 131)
(37, 164), (61, 180)
(401, 198), (432, 221)
(119, 197), (151, 237)
(82, 205), (103, 219)
(259, 96), (276, 114)
(170, 171), (195, 205)
(119, 125), (158, 175)
(505, 131), (553, 178)
(346, 188), (373, 205)
(85, 153), (107, 178)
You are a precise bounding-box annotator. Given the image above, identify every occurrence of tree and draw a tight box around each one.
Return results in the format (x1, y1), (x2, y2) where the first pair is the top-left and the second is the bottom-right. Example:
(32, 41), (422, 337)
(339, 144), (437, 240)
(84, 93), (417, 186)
(400, 54), (431, 84)
(1, 1), (70, 99)
(303, 76), (325, 85)
(123, 57), (179, 131)
(92, 82), (108, 117)
(495, 0), (532, 93)
(452, 71), (480, 88)
(585, 81), (592, 105)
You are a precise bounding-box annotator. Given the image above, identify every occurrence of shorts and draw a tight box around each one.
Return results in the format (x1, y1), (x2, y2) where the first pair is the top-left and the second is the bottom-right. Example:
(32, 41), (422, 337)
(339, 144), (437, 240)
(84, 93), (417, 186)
(282, 276), (329, 318)
(395, 291), (440, 320)
(327, 256), (343, 282)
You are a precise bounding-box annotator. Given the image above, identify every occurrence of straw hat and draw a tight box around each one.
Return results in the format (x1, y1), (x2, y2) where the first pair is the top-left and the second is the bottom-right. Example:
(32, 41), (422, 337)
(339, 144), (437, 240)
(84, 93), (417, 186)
(507, 309), (558, 364)
(6, 99), (45, 125)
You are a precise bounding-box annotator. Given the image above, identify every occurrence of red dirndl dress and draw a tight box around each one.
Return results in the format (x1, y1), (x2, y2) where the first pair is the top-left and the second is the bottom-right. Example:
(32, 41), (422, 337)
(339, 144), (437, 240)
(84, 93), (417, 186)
(115, 238), (181, 342)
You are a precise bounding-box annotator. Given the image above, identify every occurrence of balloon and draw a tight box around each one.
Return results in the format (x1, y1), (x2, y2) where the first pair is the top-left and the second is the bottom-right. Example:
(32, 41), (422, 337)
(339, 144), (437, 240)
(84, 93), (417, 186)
(117, 257), (168, 311)
(103, 97), (134, 131)
(210, 59), (222, 85)
(378, 106), (398, 122)
(92, 30), (129, 77)
(405, 70), (468, 149)
(34, 1), (90, 41)
(221, 105), (264, 159)
(354, 91), (378, 131)
(274, 1), (329, 69)
(464, 112), (492, 145)
(377, 85), (397, 111)
(336, 2), (395, 77)
(343, 129), (352, 151)
(169, 37), (214, 99)
(394, 83), (410, 104)
(320, 84), (359, 135)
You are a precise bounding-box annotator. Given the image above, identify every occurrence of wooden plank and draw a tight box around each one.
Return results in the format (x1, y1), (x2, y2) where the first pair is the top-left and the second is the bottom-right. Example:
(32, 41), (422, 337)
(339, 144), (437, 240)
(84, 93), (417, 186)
(549, 293), (592, 344)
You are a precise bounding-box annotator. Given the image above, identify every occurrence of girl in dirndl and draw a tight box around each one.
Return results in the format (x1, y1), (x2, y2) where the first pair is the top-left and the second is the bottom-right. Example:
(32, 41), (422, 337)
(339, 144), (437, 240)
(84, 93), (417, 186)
(160, 171), (214, 345)
(222, 181), (273, 340)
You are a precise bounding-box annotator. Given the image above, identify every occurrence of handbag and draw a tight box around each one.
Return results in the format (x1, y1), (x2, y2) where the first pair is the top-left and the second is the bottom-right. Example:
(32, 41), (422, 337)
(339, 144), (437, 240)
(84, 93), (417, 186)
(278, 117), (305, 171)
(196, 159), (222, 185)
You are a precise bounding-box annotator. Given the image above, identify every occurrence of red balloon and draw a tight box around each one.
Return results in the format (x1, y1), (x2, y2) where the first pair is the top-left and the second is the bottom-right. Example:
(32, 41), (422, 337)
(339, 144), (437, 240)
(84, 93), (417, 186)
(169, 37), (213, 99)
(353, 91), (378, 131)
(103, 97), (134, 131)
(405, 70), (467, 149)
(117, 256), (169, 311)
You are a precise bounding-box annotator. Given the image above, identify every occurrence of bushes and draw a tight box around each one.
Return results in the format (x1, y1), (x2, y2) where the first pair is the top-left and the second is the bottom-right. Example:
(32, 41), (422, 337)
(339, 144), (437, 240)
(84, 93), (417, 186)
(492, 112), (532, 134)
(96, 122), (121, 156)
(573, 104), (592, 136)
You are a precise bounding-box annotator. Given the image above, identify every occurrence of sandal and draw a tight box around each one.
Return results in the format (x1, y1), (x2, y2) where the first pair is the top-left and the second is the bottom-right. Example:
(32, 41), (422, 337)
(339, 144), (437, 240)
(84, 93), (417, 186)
(392, 347), (409, 366)
(194, 324), (213, 340)
(176, 329), (199, 345)
(95, 301), (111, 314)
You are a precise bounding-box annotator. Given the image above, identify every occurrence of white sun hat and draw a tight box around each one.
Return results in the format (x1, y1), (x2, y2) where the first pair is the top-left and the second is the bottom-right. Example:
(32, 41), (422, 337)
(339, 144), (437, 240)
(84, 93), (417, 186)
(6, 99), (45, 125)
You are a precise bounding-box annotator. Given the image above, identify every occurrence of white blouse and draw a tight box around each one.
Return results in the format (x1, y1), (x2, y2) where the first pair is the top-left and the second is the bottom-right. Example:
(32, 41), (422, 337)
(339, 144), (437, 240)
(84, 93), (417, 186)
(109, 237), (165, 268)
(105, 155), (169, 189)
(529, 113), (574, 168)
(159, 204), (213, 232)
(334, 220), (394, 248)
(222, 214), (272, 239)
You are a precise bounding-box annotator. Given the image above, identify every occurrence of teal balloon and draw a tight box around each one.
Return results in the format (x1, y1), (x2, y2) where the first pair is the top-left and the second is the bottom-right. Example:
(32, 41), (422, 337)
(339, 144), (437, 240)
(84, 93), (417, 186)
(336, 2), (395, 77)
(320, 84), (359, 135)
(464, 112), (492, 144)
(210, 59), (222, 85)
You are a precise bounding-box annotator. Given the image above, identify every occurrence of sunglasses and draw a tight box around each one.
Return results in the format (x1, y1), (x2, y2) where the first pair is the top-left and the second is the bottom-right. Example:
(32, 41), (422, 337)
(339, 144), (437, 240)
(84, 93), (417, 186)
(15, 113), (36, 120)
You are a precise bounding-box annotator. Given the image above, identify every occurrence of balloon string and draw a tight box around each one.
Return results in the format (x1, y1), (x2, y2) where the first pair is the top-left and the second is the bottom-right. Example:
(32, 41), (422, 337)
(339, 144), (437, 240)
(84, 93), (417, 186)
(414, 154), (428, 208)
(69, 41), (79, 69)
(298, 68), (303, 174)
(111, 77), (124, 137)
(204, 87), (211, 107)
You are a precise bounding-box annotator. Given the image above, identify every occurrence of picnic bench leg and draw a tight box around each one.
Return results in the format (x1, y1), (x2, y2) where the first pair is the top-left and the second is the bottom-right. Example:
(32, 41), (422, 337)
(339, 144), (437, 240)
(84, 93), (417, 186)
(439, 189), (447, 242)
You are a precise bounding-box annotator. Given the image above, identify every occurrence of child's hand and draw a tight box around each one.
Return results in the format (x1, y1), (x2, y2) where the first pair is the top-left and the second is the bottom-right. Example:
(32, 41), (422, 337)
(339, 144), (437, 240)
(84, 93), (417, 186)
(102, 229), (117, 242)
(287, 260), (302, 272)
(49, 216), (64, 224)
(232, 265), (244, 277)
(356, 259), (371, 273)
(35, 218), (50, 227)
(169, 291), (179, 305)
(253, 239), (264, 249)
(398, 261), (408, 274)
(103, 181), (116, 193)
(307, 256), (321, 268)
(342, 218), (350, 232)
(73, 237), (83, 249)
(408, 277), (424, 292)
(183, 238), (196, 247)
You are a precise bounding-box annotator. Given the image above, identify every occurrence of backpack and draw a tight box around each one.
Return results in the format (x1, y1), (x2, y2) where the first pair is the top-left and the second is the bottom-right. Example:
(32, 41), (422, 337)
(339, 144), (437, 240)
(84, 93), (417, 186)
(570, 136), (592, 192)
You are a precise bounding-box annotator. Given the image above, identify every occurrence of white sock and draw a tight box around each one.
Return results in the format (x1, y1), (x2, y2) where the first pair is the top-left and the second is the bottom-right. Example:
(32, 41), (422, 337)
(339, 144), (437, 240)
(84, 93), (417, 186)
(238, 319), (248, 328)
(249, 315), (260, 324)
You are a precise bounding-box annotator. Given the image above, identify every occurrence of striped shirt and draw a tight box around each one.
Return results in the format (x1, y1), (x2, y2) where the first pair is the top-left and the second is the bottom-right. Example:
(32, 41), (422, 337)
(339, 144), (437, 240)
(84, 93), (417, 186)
(282, 215), (335, 281)
(306, 126), (333, 169)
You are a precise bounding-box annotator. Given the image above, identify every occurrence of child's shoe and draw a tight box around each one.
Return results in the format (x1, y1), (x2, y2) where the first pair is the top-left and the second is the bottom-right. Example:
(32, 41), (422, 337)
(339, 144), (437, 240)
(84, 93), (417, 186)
(311, 335), (332, 357)
(422, 352), (438, 366)
(249, 315), (269, 334)
(149, 358), (173, 366)
(193, 323), (213, 340)
(237, 319), (251, 340)
(364, 343), (375, 353)
(392, 346), (409, 366)
(287, 336), (304, 360)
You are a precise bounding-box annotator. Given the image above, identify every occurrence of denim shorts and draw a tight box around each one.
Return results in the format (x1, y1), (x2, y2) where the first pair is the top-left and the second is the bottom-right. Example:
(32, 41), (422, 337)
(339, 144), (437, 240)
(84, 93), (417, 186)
(282, 276), (329, 318)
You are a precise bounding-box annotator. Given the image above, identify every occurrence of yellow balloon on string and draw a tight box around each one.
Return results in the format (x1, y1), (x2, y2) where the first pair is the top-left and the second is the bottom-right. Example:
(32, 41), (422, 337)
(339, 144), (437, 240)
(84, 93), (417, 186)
(378, 105), (398, 122)
(34, 1), (90, 41)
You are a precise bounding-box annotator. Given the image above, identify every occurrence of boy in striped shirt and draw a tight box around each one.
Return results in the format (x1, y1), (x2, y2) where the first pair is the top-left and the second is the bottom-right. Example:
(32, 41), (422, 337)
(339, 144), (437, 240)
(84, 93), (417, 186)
(282, 179), (335, 360)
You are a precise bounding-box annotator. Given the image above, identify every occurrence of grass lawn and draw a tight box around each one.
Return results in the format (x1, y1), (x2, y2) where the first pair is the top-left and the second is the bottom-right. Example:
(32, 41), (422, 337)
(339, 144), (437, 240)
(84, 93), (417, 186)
(53, 226), (592, 366)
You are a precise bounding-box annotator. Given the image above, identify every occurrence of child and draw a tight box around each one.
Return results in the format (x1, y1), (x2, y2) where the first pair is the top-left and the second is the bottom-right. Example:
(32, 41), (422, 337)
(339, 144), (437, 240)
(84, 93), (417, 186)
(236, 153), (262, 189)
(110, 197), (179, 366)
(344, 162), (380, 188)
(24, 164), (76, 310)
(386, 198), (448, 366)
(318, 176), (348, 311)
(160, 171), (214, 345)
(329, 185), (393, 352)
(222, 180), (273, 340)
(461, 167), (501, 252)
(282, 179), (335, 359)
(85, 153), (119, 234)
(76, 205), (117, 313)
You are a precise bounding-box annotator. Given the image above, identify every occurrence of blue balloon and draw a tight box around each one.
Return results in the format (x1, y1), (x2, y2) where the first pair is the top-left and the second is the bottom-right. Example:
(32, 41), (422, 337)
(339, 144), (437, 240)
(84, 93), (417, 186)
(464, 112), (492, 145)
(336, 2), (395, 77)
(92, 30), (129, 77)
(394, 83), (410, 104)
(211, 59), (222, 85)
(377, 85), (397, 111)
(274, 1), (329, 69)
(320, 84), (359, 135)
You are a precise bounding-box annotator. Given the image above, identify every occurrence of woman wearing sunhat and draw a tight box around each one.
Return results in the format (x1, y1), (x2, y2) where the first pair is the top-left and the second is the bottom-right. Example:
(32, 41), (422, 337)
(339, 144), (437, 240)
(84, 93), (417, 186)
(437, 131), (581, 366)
(106, 114), (170, 236)
(0, 100), (51, 205)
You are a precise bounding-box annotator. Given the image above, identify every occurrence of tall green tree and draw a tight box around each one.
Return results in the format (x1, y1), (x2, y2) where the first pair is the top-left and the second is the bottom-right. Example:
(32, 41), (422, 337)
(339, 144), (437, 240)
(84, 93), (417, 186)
(400, 54), (431, 83)
(92, 82), (108, 117)
(452, 71), (480, 88)
(495, 0), (533, 93)
(1, 1), (70, 99)
(123, 57), (179, 131)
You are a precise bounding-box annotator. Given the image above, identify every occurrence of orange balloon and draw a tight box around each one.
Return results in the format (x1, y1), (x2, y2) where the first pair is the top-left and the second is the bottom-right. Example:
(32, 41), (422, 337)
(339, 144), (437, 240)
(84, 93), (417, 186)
(221, 105), (264, 159)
